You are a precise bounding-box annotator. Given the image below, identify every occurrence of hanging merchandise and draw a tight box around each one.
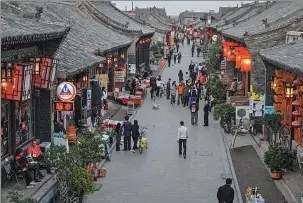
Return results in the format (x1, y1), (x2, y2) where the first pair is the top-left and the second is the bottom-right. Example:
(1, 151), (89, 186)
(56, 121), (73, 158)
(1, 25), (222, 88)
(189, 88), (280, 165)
(96, 74), (108, 91)
(245, 187), (265, 203)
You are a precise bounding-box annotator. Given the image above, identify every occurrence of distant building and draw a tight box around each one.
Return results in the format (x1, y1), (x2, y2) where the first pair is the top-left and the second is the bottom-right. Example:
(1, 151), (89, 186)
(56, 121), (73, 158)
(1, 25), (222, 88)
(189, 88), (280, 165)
(209, 9), (215, 14)
(179, 11), (207, 25)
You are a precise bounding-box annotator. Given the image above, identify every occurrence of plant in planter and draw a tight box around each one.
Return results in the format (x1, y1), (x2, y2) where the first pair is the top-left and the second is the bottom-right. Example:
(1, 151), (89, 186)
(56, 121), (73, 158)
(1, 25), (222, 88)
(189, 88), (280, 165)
(263, 113), (283, 146)
(264, 146), (293, 179)
(45, 131), (105, 203)
(8, 192), (35, 203)
(205, 75), (226, 104)
(213, 103), (236, 121)
(206, 43), (222, 74)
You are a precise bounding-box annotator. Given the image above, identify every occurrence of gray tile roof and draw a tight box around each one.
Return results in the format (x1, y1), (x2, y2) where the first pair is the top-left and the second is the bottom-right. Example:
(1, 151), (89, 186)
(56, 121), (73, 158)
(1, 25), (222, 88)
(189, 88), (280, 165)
(1, 4), (69, 45)
(224, 6), (251, 21)
(139, 13), (171, 32)
(235, 4), (265, 23)
(89, 1), (155, 35)
(6, 1), (132, 75)
(260, 40), (303, 71)
(223, 1), (303, 39)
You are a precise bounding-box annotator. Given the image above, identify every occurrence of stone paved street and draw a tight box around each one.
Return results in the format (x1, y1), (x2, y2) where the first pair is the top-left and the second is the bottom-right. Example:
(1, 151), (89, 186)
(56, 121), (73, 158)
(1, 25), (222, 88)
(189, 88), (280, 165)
(85, 45), (237, 203)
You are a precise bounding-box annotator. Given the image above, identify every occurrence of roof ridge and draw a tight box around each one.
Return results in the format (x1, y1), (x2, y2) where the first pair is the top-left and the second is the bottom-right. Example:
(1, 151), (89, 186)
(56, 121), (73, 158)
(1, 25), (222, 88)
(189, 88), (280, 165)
(79, 2), (141, 34)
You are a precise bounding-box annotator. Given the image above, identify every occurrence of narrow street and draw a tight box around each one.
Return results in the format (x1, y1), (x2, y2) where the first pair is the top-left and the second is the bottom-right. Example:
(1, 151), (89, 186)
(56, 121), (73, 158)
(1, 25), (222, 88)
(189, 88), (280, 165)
(85, 45), (235, 203)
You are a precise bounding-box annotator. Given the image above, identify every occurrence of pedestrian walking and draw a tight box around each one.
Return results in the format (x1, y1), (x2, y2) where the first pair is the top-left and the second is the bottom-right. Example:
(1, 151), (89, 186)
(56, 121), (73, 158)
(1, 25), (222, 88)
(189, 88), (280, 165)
(177, 52), (182, 64)
(183, 83), (190, 107)
(177, 121), (188, 159)
(191, 44), (195, 57)
(174, 53), (177, 64)
(166, 78), (171, 100)
(170, 81), (177, 105)
(167, 53), (172, 67)
(131, 120), (140, 153)
(203, 101), (210, 126)
(190, 100), (199, 125)
(190, 71), (197, 84)
(217, 178), (235, 203)
(156, 77), (162, 97)
(196, 82), (202, 101)
(209, 95), (214, 112)
(115, 123), (122, 151)
(178, 70), (184, 83)
(198, 63), (203, 74)
(176, 43), (180, 52)
(177, 83), (184, 105)
(122, 116), (132, 151)
(189, 61), (195, 74)
(197, 47), (201, 57)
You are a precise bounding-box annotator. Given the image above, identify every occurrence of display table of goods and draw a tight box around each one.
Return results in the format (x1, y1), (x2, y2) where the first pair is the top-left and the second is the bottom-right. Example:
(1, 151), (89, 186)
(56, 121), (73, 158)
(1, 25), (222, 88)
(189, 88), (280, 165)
(245, 187), (265, 203)
(135, 84), (147, 99)
(94, 133), (109, 159)
(115, 92), (142, 105)
(102, 119), (124, 130)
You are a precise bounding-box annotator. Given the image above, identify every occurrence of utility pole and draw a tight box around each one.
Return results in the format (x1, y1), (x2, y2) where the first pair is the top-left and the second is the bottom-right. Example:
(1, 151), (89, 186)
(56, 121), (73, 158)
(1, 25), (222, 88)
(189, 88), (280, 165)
(132, 2), (134, 11)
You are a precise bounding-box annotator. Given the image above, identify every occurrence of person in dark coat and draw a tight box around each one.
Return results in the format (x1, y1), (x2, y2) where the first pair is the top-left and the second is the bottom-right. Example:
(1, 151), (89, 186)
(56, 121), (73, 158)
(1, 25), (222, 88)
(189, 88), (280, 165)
(131, 120), (140, 153)
(166, 78), (171, 100)
(217, 178), (234, 203)
(115, 123), (122, 151)
(203, 101), (210, 126)
(173, 53), (177, 64)
(178, 70), (184, 83)
(122, 116), (132, 151)
(197, 47), (201, 57)
(189, 61), (195, 74)
(191, 44), (195, 57)
(176, 43), (180, 53)
(167, 53), (172, 67)
(177, 52), (182, 64)
(190, 71), (197, 84)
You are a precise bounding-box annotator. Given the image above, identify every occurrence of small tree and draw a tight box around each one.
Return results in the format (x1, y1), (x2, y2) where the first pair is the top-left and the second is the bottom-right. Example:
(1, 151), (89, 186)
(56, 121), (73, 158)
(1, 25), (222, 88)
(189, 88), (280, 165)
(206, 43), (222, 74)
(213, 103), (236, 121)
(45, 131), (105, 202)
(263, 113), (283, 145)
(205, 75), (226, 103)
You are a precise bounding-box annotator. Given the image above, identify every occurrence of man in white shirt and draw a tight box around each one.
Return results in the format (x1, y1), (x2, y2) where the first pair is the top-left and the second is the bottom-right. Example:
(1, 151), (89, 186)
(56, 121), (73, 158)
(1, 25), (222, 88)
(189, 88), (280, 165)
(177, 121), (188, 159)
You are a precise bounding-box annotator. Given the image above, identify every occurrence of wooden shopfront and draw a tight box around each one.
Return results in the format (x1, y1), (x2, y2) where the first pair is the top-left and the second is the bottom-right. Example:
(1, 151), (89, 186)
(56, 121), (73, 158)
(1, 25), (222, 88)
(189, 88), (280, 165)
(271, 70), (303, 147)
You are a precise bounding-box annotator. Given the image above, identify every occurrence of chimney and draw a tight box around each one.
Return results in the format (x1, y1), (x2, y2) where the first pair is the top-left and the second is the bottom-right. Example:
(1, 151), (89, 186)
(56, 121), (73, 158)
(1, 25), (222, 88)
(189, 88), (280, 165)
(241, 2), (244, 7)
(132, 2), (134, 11)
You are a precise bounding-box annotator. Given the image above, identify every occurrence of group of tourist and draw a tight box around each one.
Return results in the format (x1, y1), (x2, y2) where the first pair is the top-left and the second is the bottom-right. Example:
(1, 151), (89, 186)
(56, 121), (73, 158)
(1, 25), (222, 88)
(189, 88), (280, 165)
(14, 139), (53, 188)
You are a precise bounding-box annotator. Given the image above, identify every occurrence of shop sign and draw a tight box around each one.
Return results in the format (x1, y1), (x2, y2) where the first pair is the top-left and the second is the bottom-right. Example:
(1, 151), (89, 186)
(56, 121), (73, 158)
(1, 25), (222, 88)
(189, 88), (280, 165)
(56, 82), (76, 101)
(114, 71), (125, 83)
(264, 106), (276, 115)
(128, 64), (136, 74)
(53, 101), (74, 112)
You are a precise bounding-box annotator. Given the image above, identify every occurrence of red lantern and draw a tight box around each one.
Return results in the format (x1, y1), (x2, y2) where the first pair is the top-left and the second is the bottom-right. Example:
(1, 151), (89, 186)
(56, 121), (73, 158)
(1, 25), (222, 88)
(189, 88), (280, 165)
(240, 56), (252, 72)
(292, 100), (301, 107)
(31, 57), (57, 89)
(292, 111), (302, 117)
(160, 58), (166, 68)
(291, 121), (301, 128)
(235, 53), (241, 68)
(1, 62), (33, 101)
(293, 79), (302, 86)
(226, 48), (236, 61)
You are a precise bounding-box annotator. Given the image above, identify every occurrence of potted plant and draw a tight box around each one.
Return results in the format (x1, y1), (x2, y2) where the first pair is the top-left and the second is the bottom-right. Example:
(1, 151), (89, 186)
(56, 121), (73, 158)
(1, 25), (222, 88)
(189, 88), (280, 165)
(264, 146), (293, 179)
(263, 113), (283, 145)
(205, 75), (227, 104)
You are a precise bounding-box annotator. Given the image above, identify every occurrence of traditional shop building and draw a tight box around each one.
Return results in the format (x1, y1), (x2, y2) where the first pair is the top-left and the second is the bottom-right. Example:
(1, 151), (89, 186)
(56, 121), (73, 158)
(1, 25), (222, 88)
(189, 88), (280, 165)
(221, 1), (303, 95)
(260, 40), (303, 147)
(1, 5), (69, 165)
(79, 1), (155, 75)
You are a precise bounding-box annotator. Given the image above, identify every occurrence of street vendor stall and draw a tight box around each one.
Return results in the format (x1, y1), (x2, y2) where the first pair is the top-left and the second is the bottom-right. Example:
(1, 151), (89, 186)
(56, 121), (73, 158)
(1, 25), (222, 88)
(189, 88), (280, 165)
(102, 119), (124, 130)
(245, 187), (265, 203)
